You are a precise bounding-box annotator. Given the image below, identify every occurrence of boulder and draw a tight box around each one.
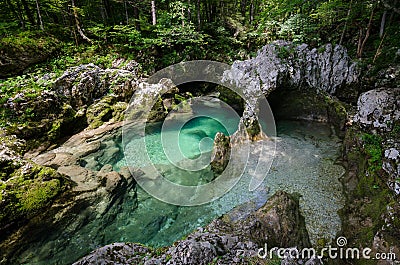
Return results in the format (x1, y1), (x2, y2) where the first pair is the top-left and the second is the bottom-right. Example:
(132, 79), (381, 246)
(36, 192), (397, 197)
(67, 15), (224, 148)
(353, 88), (400, 132)
(238, 191), (311, 249)
(0, 35), (59, 77)
(73, 243), (152, 265)
(53, 63), (139, 109)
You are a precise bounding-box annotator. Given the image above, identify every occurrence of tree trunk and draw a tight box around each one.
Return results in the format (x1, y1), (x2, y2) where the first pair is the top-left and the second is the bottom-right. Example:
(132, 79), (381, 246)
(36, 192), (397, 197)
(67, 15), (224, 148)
(250, 0), (254, 24)
(181, 5), (185, 27)
(151, 0), (156, 25)
(357, 8), (374, 58)
(71, 0), (92, 44)
(241, 0), (247, 18)
(102, 0), (115, 25)
(187, 0), (191, 22)
(124, 0), (129, 24)
(382, 0), (400, 14)
(379, 10), (387, 38)
(133, 3), (140, 30)
(197, 0), (201, 29)
(210, 1), (216, 22)
(339, 0), (353, 45)
(6, 0), (25, 29)
(357, 28), (363, 58)
(35, 0), (44, 30)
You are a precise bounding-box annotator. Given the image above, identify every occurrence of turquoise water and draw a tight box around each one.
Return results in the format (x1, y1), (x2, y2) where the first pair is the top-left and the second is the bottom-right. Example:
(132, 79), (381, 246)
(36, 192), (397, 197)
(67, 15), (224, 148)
(9, 114), (344, 265)
(116, 98), (241, 187)
(117, 116), (233, 169)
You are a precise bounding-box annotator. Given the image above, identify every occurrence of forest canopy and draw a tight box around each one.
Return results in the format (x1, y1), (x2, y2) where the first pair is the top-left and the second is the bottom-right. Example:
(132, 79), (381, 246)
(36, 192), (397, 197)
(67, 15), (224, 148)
(1, 0), (399, 70)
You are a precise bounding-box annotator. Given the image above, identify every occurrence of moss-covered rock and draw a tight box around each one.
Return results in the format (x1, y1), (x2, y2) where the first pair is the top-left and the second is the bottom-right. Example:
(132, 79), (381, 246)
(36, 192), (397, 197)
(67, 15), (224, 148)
(268, 88), (329, 122)
(0, 32), (60, 77)
(210, 132), (231, 174)
(86, 95), (128, 130)
(0, 162), (69, 227)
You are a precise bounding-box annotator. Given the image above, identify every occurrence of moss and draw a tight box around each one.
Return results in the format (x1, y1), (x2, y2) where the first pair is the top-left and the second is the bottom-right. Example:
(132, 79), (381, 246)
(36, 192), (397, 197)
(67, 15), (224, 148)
(276, 45), (294, 60)
(246, 255), (279, 265)
(0, 163), (68, 226)
(47, 119), (62, 141)
(245, 119), (261, 139)
(317, 46), (327, 53)
(389, 120), (400, 139)
(216, 85), (244, 114)
(16, 179), (61, 212)
(0, 182), (6, 201)
(111, 102), (128, 122)
(86, 96), (117, 129)
(148, 97), (167, 122)
(362, 133), (383, 173)
(341, 126), (393, 256)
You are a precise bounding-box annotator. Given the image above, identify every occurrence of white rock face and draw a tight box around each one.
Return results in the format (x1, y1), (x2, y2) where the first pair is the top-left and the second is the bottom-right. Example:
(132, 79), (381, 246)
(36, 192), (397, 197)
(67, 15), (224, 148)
(383, 145), (400, 195)
(222, 41), (359, 139)
(353, 88), (400, 130)
(385, 148), (400, 160)
(223, 41), (359, 98)
(353, 87), (400, 195)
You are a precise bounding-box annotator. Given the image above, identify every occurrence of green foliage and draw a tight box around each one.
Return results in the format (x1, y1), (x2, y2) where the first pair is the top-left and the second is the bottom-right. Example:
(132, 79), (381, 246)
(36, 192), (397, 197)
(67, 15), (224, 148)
(276, 45), (294, 60)
(362, 133), (383, 173)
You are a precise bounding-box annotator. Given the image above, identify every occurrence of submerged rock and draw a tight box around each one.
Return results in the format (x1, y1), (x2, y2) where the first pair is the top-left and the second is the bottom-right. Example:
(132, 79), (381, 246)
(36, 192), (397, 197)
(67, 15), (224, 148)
(0, 122), (139, 264)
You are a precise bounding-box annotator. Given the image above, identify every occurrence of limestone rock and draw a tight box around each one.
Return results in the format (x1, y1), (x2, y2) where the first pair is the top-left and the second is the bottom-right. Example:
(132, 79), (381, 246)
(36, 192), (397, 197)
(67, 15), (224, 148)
(0, 123), (137, 264)
(73, 243), (152, 265)
(373, 65), (400, 89)
(353, 88), (400, 132)
(223, 42), (359, 98)
(239, 191), (311, 249)
(383, 144), (400, 195)
(53, 63), (139, 108)
(210, 132), (231, 174)
(223, 41), (359, 142)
